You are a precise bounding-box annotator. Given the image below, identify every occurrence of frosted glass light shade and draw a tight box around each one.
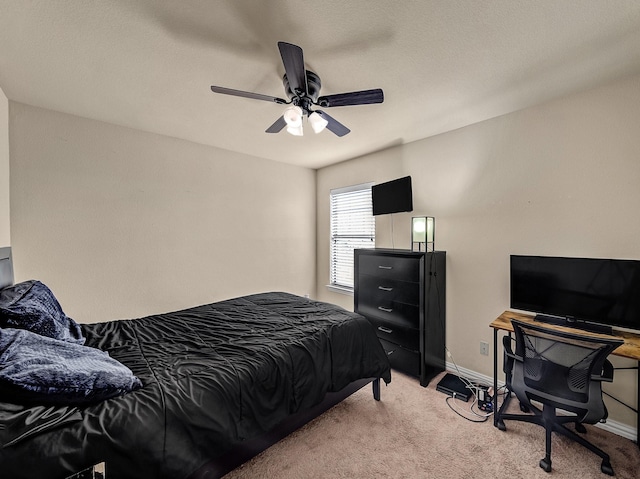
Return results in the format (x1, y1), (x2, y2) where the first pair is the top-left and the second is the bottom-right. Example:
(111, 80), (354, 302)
(308, 111), (328, 133)
(412, 216), (435, 251)
(413, 217), (427, 242)
(286, 124), (304, 136)
(283, 106), (303, 127)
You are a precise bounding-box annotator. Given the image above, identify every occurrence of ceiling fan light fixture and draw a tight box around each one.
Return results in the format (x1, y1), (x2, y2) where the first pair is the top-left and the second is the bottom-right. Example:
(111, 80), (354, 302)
(210, 42), (383, 138)
(283, 106), (303, 127)
(308, 111), (328, 133)
(286, 124), (304, 136)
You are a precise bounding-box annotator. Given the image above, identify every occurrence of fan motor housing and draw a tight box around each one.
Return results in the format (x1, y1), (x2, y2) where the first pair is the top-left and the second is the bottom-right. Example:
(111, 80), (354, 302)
(283, 71), (321, 102)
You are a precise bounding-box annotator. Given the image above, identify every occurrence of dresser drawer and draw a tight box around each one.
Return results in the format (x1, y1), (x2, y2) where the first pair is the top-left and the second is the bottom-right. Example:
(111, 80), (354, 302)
(358, 254), (421, 282)
(379, 338), (420, 377)
(367, 316), (419, 351)
(357, 274), (420, 306)
(357, 299), (419, 330)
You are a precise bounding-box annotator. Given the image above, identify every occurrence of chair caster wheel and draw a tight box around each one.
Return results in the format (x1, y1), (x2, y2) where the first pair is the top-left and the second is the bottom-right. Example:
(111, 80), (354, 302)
(575, 422), (587, 433)
(497, 420), (506, 431)
(539, 458), (552, 473)
(519, 402), (530, 413)
(601, 461), (614, 476)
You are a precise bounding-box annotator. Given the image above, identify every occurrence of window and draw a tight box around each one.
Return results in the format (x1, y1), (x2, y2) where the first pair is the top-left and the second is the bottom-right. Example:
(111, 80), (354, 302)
(329, 183), (375, 291)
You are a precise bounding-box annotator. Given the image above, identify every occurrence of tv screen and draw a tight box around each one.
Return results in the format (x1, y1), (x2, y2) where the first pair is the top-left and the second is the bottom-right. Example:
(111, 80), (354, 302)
(510, 255), (640, 332)
(372, 176), (413, 216)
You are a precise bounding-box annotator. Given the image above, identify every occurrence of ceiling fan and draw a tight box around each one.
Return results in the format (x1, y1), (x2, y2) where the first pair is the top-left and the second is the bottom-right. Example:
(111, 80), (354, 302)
(210, 41), (384, 137)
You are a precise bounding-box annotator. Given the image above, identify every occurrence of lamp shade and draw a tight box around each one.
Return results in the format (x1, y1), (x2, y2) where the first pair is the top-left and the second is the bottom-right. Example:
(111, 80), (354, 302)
(308, 111), (328, 133)
(411, 216), (435, 251)
(283, 106), (303, 127)
(412, 217), (427, 242)
(286, 124), (304, 136)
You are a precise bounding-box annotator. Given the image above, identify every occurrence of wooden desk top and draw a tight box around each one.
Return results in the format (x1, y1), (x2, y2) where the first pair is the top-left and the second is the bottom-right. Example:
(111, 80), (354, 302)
(491, 310), (640, 361)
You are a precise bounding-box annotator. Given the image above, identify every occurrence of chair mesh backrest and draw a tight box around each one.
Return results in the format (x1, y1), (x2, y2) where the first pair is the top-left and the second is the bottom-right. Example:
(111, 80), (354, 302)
(513, 320), (622, 404)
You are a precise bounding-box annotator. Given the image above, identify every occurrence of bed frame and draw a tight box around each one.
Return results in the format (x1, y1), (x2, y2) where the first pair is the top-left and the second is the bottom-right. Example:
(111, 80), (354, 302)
(0, 247), (384, 478)
(190, 377), (380, 478)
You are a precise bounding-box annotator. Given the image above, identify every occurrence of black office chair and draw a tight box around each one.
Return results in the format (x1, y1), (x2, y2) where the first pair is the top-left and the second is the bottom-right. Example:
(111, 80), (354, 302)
(497, 319), (623, 475)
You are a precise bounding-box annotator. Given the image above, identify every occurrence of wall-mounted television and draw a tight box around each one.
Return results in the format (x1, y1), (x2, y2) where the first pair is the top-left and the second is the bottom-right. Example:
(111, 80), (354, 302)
(510, 255), (640, 334)
(372, 176), (413, 216)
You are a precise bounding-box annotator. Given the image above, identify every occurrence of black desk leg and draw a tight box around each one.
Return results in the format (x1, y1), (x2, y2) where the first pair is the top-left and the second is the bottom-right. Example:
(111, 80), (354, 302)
(494, 330), (513, 431)
(493, 328), (498, 428)
(372, 378), (381, 401)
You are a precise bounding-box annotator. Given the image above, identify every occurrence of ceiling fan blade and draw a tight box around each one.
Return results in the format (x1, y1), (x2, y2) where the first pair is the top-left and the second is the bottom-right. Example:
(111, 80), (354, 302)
(265, 116), (287, 133)
(317, 88), (384, 107)
(317, 111), (350, 137)
(278, 41), (308, 95)
(211, 85), (288, 104)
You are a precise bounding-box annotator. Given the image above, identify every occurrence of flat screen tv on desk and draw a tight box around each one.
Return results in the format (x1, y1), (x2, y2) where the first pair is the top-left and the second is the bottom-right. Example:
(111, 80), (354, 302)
(510, 255), (640, 334)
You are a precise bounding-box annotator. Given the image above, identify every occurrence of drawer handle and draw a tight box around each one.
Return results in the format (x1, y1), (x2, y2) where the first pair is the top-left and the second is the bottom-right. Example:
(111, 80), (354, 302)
(378, 306), (393, 313)
(378, 265), (393, 270)
(378, 326), (393, 334)
(378, 286), (393, 292)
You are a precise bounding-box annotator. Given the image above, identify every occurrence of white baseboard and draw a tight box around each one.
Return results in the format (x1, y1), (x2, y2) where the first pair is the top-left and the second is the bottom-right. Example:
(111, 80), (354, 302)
(445, 361), (637, 443)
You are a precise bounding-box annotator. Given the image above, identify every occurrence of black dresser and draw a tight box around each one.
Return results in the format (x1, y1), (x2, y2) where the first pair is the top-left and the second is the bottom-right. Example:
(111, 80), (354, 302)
(354, 248), (446, 386)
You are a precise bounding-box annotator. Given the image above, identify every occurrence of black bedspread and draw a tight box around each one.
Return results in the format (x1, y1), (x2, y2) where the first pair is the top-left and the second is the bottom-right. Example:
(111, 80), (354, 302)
(0, 292), (391, 479)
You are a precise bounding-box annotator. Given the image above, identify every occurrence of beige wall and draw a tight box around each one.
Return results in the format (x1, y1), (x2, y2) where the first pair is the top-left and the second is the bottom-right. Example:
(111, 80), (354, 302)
(317, 72), (640, 428)
(0, 87), (8, 246)
(9, 102), (316, 322)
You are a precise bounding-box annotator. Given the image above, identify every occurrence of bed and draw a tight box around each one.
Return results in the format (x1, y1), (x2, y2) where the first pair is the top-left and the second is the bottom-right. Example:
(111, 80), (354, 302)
(0, 247), (391, 478)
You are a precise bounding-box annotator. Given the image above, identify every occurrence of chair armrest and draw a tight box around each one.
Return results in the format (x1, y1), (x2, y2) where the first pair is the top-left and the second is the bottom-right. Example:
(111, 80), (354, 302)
(592, 359), (615, 383)
(502, 335), (523, 377)
(502, 335), (522, 362)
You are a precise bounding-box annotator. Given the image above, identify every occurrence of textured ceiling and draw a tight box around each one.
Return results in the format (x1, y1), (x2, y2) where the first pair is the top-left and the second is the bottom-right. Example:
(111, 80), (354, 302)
(1, 1), (640, 169)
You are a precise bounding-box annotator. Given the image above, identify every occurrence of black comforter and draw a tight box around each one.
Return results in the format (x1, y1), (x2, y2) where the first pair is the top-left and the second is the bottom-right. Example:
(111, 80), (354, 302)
(0, 292), (391, 479)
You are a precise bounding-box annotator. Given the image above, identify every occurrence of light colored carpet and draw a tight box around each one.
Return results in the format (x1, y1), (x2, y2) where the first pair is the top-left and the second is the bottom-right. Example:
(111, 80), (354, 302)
(223, 371), (639, 478)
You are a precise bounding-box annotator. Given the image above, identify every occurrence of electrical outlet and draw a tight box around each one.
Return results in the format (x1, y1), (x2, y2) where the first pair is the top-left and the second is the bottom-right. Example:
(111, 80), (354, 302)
(480, 341), (489, 356)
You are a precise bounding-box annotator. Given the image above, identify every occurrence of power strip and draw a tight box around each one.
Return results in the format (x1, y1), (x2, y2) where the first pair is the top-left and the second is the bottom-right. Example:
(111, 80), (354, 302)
(477, 386), (494, 413)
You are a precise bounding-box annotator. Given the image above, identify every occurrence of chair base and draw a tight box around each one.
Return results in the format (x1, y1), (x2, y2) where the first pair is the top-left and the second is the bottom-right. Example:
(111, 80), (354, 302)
(539, 457), (552, 473)
(498, 399), (614, 476)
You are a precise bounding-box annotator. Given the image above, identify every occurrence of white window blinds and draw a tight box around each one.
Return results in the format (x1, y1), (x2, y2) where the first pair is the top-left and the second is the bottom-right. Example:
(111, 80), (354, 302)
(330, 183), (375, 290)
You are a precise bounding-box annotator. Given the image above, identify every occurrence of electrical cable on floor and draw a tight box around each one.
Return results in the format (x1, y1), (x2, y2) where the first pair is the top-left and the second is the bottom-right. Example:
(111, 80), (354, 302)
(444, 346), (502, 423)
(445, 394), (490, 423)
